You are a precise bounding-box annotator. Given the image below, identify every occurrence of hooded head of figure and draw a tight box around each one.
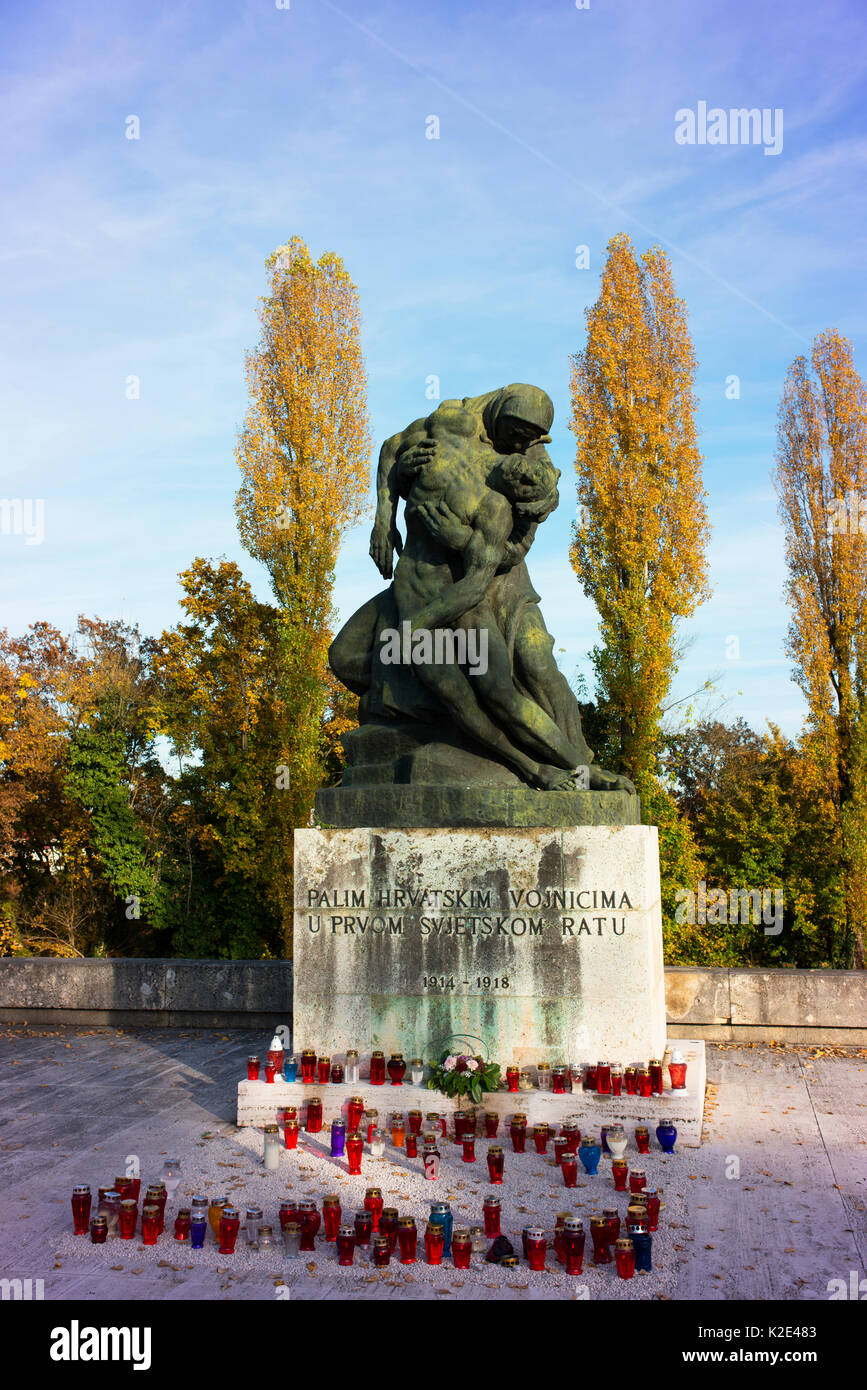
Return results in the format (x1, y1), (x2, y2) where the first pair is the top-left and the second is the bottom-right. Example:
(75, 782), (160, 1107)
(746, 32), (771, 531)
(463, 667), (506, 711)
(481, 384), (554, 455)
(492, 450), (560, 521)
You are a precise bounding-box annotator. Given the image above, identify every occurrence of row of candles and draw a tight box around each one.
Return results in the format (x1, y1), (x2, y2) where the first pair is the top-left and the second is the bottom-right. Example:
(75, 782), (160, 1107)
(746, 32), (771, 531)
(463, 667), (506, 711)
(250, 1044), (689, 1097)
(71, 1181), (657, 1278)
(265, 1099), (678, 1179)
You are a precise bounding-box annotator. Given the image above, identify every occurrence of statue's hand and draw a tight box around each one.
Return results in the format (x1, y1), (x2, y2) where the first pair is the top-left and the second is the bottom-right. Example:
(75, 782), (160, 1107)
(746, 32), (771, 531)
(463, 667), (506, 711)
(414, 497), (473, 552)
(398, 439), (438, 478)
(370, 521), (402, 579)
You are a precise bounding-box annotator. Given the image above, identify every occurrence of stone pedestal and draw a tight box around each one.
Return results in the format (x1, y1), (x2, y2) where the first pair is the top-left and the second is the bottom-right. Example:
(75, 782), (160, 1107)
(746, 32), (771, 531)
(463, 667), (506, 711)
(293, 824), (667, 1064)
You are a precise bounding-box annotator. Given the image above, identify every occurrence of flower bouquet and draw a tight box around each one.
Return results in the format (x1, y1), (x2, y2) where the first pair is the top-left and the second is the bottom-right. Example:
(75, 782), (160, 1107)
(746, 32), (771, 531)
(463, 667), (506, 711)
(427, 1051), (501, 1104)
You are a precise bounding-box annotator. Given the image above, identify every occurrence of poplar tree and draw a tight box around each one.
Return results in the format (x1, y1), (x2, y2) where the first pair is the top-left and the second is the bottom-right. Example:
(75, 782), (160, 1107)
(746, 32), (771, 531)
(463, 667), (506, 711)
(774, 329), (867, 966)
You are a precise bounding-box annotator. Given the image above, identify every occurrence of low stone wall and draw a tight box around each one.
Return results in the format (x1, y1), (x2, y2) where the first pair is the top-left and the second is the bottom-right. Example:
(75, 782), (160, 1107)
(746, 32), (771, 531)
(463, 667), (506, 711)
(0, 959), (863, 1041)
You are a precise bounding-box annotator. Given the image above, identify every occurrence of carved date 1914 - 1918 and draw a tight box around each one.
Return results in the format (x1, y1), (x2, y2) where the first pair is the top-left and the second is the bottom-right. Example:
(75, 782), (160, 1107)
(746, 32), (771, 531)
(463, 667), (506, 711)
(423, 975), (511, 990)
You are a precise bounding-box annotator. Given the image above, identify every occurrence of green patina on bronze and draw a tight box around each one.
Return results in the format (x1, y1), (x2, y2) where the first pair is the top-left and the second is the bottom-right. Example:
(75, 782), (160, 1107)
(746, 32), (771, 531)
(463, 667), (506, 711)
(324, 382), (637, 829)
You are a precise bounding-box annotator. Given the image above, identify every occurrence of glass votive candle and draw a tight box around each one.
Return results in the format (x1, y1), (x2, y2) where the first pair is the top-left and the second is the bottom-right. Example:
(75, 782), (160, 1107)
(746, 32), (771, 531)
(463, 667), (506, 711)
(363, 1187), (383, 1231)
(141, 1204), (160, 1246)
(330, 1063), (345, 1085)
(299, 1202), (321, 1251)
(283, 1055), (298, 1083)
(337, 1225), (356, 1266)
(633, 1226), (653, 1272)
(380, 1208), (400, 1253)
(353, 1209), (373, 1247)
(469, 1225), (487, 1254)
(451, 1228), (472, 1270)
(453, 1110), (469, 1142)
(656, 1122), (678, 1154)
(554, 1212), (571, 1265)
(485, 1145), (504, 1184)
(611, 1066), (623, 1096)
(99, 1190), (122, 1235)
(461, 1135), (476, 1163)
(345, 1050), (360, 1085)
(425, 1112), (443, 1137)
(369, 1051), (386, 1085)
(407, 1109), (423, 1135)
(247, 1056), (260, 1081)
(668, 1050), (688, 1091)
(317, 1056), (331, 1085)
(624, 1066), (637, 1095)
(509, 1119), (527, 1153)
(405, 1133), (418, 1158)
(90, 1216), (108, 1245)
(277, 1202), (297, 1236)
(305, 1096), (323, 1133)
(387, 1053), (407, 1085)
(190, 1213), (207, 1250)
(322, 1196), (342, 1241)
(258, 1225), (276, 1250)
(369, 1127), (386, 1160)
(484, 1111), (499, 1138)
(372, 1234), (391, 1266)
(596, 1061), (612, 1094)
(482, 1195), (501, 1237)
(118, 1199), (137, 1240)
(347, 1096), (365, 1131)
(364, 1110), (379, 1142)
(582, 1062), (597, 1092)
(282, 1222), (302, 1258)
(561, 1153), (579, 1188)
(637, 1068), (652, 1099)
(71, 1185), (92, 1235)
(346, 1131), (364, 1174)
(390, 1114), (406, 1147)
(562, 1121), (581, 1153)
(264, 1062), (277, 1084)
(532, 1124), (549, 1155)
(629, 1169), (647, 1194)
(267, 1044), (284, 1072)
(591, 1215), (612, 1264)
(607, 1126), (628, 1159)
(526, 1227), (547, 1272)
(284, 1119), (299, 1150)
(649, 1059), (663, 1096)
(410, 1058), (425, 1086)
(614, 1236), (635, 1279)
(219, 1207), (240, 1255)
(173, 1208), (190, 1242)
(603, 1208), (621, 1242)
(612, 1159), (629, 1191)
(645, 1189), (662, 1232)
(536, 1062), (551, 1090)
(553, 1135), (570, 1165)
(562, 1217), (585, 1275)
(424, 1221), (445, 1265)
(428, 1204), (452, 1256)
(634, 1126), (650, 1154)
(423, 1144), (440, 1179)
(578, 1139), (601, 1176)
(300, 1049), (316, 1084)
(397, 1216), (418, 1263)
(330, 1118), (347, 1158)
(264, 1124), (282, 1170)
(506, 1065), (520, 1093)
(115, 1176), (139, 1204)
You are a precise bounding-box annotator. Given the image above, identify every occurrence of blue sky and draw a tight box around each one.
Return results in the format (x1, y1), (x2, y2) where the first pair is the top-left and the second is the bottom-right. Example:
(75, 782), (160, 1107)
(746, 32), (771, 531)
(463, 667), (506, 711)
(2, 0), (866, 737)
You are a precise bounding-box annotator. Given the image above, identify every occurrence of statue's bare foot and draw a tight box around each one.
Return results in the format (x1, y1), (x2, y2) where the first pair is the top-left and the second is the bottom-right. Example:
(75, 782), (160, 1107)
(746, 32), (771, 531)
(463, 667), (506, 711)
(533, 764), (580, 790)
(589, 766), (636, 795)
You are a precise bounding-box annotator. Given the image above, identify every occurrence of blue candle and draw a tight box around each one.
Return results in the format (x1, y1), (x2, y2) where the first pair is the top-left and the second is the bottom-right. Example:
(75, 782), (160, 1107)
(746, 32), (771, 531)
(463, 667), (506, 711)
(190, 1214), (207, 1250)
(331, 1119), (347, 1158)
(283, 1056), (298, 1083)
(429, 1202), (453, 1256)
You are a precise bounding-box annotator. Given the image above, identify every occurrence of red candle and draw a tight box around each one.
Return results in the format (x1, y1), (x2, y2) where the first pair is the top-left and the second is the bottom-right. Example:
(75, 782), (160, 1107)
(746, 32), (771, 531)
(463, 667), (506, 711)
(364, 1111), (379, 1142)
(284, 1120), (299, 1150)
(591, 1217), (612, 1264)
(624, 1066), (637, 1096)
(649, 1059), (663, 1096)
(596, 1061), (612, 1094)
(612, 1159), (629, 1192)
(347, 1097), (365, 1131)
(379, 1209), (399, 1253)
(629, 1169), (647, 1194)
(483, 1196), (501, 1237)
(322, 1197), (342, 1241)
(645, 1190), (661, 1232)
(317, 1056), (331, 1085)
(264, 1062), (277, 1084)
(337, 1225), (356, 1266)
(279, 1201), (300, 1232)
(424, 1222), (445, 1265)
(369, 1051), (386, 1085)
(634, 1126), (650, 1154)
(506, 1066), (520, 1093)
(526, 1229), (547, 1272)
(484, 1111), (499, 1138)
(372, 1235), (390, 1266)
(299, 1203), (321, 1251)
(553, 1136), (570, 1165)
(451, 1229), (472, 1270)
(118, 1200), (137, 1240)
(173, 1210), (190, 1242)
(582, 1063), (598, 1092)
(306, 1096), (323, 1133)
(638, 1069), (652, 1099)
(669, 1059), (688, 1090)
(330, 1063), (344, 1084)
(141, 1205), (160, 1246)
(611, 1068), (623, 1096)
(509, 1120), (527, 1154)
(486, 1146), (505, 1184)
(554, 1213), (570, 1265)
(90, 1217), (108, 1245)
(346, 1132), (363, 1175)
(551, 1068), (567, 1095)
(532, 1124), (549, 1155)
(407, 1110), (423, 1135)
(247, 1056), (260, 1081)
(363, 1188), (383, 1232)
(267, 1047), (284, 1072)
(563, 1123), (581, 1153)
(562, 1220), (585, 1275)
(461, 1135), (476, 1163)
(453, 1110), (469, 1142)
(615, 1237), (635, 1279)
(300, 1049), (316, 1084)
(219, 1209), (241, 1255)
(387, 1054), (407, 1085)
(71, 1186), (91, 1236)
(561, 1153), (579, 1188)
(603, 1208), (621, 1243)
(397, 1217), (418, 1263)
(353, 1209), (373, 1247)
